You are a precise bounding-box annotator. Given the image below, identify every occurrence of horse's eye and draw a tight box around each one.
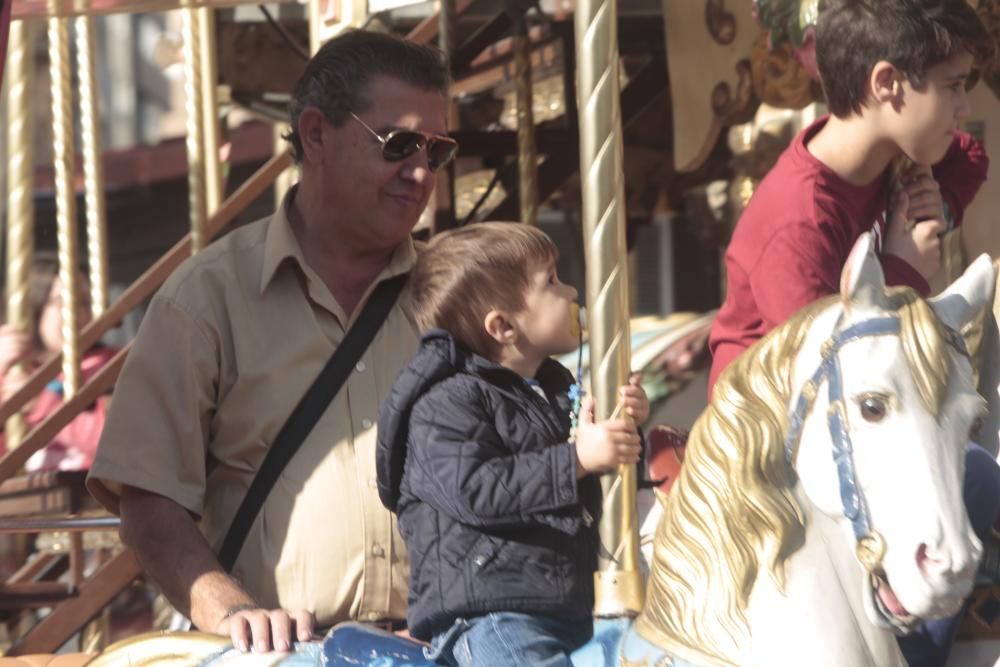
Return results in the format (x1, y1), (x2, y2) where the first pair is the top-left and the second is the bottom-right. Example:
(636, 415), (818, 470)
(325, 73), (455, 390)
(859, 395), (888, 422)
(971, 416), (984, 440)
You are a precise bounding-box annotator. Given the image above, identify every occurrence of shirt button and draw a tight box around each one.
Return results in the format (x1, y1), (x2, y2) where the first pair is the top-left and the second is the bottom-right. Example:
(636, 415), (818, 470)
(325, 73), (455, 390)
(361, 418), (373, 429)
(366, 611), (380, 621)
(368, 478), (377, 488)
(371, 544), (385, 557)
(356, 361), (366, 372)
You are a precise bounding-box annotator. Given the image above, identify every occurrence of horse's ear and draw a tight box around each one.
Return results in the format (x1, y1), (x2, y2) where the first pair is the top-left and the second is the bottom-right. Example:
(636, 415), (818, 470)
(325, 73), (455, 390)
(928, 254), (996, 331)
(840, 233), (887, 311)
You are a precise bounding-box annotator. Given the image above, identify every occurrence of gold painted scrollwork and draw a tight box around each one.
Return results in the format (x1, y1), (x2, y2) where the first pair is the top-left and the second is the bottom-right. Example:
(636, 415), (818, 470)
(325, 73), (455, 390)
(705, 0), (736, 45)
(749, 31), (821, 110)
(979, 0), (1000, 99)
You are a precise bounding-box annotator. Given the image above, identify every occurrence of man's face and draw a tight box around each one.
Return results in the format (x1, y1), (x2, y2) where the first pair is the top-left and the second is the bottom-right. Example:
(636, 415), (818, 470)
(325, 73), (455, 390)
(894, 50), (974, 166)
(320, 75), (448, 251)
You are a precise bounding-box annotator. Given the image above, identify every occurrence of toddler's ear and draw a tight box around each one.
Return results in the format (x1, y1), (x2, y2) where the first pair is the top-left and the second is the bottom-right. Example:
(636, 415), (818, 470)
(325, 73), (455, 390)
(484, 310), (517, 345)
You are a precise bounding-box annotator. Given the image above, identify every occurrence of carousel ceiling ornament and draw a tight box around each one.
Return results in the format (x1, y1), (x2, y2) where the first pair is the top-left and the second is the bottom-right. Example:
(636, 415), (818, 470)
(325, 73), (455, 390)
(980, 0), (1000, 99)
(663, 0), (759, 172)
(749, 0), (821, 109)
(753, 0), (818, 78)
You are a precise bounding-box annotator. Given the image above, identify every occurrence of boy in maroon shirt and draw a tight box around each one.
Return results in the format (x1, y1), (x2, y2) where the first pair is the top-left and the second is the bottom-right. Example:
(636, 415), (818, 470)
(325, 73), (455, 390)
(707, 2), (998, 665)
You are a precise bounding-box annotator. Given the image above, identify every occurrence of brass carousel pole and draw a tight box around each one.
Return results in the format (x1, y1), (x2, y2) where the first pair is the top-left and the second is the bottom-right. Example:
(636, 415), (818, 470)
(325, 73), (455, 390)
(436, 0), (457, 232)
(510, 3), (537, 226)
(48, 5), (82, 398)
(76, 8), (110, 317)
(198, 5), (223, 214)
(3, 20), (38, 448)
(574, 0), (643, 615)
(181, 3), (208, 252)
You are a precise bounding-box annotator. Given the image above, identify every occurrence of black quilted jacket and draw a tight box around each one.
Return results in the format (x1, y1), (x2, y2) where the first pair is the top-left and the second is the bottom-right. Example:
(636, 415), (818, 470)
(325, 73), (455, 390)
(376, 330), (602, 640)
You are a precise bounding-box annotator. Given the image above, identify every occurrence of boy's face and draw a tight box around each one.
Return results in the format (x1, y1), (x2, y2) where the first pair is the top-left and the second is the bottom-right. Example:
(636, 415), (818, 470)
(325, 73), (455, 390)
(892, 50), (974, 166)
(510, 257), (580, 361)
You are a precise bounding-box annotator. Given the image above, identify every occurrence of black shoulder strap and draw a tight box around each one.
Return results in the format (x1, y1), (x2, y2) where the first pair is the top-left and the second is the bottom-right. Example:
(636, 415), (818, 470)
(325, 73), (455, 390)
(218, 273), (408, 572)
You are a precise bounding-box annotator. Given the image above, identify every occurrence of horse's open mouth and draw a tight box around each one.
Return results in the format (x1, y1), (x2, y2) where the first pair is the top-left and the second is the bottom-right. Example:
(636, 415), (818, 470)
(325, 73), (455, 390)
(870, 571), (919, 633)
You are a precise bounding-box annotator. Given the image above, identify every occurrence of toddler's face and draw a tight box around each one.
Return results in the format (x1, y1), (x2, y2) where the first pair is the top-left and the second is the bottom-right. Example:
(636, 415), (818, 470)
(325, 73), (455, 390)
(510, 258), (580, 359)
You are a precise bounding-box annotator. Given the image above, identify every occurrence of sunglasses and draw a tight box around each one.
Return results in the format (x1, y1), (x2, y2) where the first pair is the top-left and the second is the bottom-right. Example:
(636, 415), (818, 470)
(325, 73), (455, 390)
(349, 112), (459, 172)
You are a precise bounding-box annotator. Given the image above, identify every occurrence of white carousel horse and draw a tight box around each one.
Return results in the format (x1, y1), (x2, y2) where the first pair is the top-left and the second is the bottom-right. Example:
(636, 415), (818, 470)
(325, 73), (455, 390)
(81, 235), (997, 666)
(632, 234), (995, 666)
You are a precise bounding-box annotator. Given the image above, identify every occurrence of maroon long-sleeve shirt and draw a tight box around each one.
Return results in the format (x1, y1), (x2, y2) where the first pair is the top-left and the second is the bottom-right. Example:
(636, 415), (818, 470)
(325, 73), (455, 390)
(707, 116), (988, 393)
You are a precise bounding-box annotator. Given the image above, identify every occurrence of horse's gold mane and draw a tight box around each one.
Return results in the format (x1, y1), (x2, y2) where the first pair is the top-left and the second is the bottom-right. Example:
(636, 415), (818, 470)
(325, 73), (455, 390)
(635, 288), (951, 667)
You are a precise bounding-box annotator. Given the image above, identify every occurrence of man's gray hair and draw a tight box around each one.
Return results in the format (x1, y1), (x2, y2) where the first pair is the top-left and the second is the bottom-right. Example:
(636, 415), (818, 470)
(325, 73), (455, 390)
(285, 29), (448, 162)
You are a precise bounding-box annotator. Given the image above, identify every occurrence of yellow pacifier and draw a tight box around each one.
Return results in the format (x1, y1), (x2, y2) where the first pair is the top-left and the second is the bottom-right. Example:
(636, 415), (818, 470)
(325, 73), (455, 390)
(569, 303), (586, 339)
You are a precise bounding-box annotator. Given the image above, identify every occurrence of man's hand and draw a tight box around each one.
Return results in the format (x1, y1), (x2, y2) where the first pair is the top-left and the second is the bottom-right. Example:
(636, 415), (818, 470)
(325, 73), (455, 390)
(119, 486), (316, 654)
(215, 607), (315, 654)
(574, 396), (642, 478)
(883, 190), (944, 281)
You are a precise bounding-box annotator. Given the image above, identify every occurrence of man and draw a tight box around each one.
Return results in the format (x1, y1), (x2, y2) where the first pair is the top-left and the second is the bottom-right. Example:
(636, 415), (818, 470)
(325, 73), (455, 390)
(87, 30), (457, 653)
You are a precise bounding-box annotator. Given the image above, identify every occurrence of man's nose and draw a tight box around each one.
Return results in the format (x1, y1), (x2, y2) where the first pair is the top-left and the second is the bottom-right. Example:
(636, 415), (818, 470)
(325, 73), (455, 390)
(401, 151), (434, 184)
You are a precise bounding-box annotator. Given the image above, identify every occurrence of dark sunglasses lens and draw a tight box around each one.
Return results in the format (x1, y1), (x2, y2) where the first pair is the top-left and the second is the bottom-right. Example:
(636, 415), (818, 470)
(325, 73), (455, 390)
(382, 131), (424, 161)
(427, 139), (459, 171)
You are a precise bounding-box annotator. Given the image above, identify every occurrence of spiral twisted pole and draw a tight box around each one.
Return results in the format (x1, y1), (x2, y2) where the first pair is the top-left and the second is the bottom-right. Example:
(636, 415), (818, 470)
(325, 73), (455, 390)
(4, 20), (38, 448)
(574, 0), (642, 616)
(48, 11), (81, 398)
(76, 13), (109, 317)
(181, 4), (208, 253)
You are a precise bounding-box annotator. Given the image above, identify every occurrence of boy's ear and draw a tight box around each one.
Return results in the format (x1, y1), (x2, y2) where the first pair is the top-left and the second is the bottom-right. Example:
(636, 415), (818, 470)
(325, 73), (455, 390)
(870, 61), (903, 106)
(484, 310), (517, 345)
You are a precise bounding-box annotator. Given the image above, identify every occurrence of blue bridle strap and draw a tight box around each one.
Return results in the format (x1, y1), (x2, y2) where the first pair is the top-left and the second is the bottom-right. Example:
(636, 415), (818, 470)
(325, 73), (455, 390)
(783, 316), (903, 543)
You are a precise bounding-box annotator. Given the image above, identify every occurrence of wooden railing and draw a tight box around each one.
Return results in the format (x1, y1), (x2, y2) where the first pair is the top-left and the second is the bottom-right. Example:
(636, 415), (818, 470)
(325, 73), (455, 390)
(0, 150), (291, 655)
(0, 151), (292, 484)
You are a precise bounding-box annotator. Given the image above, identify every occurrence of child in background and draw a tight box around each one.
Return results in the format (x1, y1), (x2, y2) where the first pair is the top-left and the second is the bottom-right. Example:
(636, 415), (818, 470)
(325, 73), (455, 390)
(0, 261), (117, 471)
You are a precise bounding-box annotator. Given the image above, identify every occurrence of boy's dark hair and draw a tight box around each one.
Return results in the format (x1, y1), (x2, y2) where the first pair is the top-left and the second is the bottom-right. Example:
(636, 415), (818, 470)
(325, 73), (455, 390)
(411, 222), (559, 360)
(816, 0), (995, 118)
(285, 30), (448, 162)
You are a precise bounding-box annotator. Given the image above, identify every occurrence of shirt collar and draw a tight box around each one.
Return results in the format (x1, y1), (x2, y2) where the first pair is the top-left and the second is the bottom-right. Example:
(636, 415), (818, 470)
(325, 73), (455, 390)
(260, 186), (418, 296)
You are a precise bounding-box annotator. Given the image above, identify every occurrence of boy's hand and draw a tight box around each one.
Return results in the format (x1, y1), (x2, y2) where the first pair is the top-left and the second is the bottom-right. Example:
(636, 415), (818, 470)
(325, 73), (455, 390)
(0, 325), (34, 403)
(620, 375), (650, 424)
(574, 396), (641, 478)
(0, 324), (32, 378)
(900, 164), (946, 224)
(883, 190), (943, 281)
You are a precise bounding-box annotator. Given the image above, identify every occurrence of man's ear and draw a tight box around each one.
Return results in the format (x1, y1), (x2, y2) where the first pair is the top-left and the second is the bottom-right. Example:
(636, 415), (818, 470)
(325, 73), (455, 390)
(870, 60), (903, 106)
(298, 107), (328, 164)
(484, 310), (517, 346)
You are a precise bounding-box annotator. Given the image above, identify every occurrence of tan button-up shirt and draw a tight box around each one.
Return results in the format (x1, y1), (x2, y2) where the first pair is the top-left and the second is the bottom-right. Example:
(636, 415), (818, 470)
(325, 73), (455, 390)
(87, 191), (417, 625)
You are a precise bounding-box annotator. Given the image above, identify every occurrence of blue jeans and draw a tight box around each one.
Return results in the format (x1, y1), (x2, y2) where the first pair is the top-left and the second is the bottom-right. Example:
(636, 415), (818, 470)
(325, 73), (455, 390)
(425, 612), (592, 667)
(898, 443), (1000, 667)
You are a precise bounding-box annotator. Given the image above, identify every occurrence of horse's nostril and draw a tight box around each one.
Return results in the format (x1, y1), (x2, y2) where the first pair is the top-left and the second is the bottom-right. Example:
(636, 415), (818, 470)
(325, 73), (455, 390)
(916, 543), (950, 577)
